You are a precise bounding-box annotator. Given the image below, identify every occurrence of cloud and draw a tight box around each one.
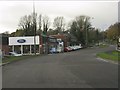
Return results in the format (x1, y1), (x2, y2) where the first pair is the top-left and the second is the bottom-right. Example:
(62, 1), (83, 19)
(0, 1), (118, 33)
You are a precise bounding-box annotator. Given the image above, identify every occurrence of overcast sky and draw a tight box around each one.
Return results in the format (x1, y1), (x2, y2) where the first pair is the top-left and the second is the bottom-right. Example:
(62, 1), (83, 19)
(0, 0), (118, 33)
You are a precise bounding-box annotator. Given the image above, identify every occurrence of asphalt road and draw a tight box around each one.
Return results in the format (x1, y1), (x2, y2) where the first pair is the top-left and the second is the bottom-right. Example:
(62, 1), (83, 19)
(2, 45), (118, 88)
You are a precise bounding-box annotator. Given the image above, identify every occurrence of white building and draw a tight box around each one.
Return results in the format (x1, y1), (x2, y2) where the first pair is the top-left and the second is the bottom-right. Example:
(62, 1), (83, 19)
(9, 36), (40, 55)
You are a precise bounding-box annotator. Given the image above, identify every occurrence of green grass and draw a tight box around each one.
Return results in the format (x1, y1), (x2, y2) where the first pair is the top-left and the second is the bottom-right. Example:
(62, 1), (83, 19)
(97, 51), (120, 61)
(2, 54), (42, 64)
(112, 51), (119, 55)
(98, 44), (109, 48)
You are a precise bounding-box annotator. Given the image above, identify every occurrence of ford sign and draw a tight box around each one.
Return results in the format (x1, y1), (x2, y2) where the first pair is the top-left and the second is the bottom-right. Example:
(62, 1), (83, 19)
(17, 39), (26, 43)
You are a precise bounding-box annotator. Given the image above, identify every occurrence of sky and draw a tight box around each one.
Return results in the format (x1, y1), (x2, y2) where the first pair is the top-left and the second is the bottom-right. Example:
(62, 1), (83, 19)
(0, 0), (118, 33)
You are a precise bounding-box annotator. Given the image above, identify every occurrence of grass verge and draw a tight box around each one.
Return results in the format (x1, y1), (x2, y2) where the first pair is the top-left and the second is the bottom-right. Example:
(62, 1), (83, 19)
(2, 54), (42, 64)
(97, 50), (120, 61)
(98, 44), (109, 48)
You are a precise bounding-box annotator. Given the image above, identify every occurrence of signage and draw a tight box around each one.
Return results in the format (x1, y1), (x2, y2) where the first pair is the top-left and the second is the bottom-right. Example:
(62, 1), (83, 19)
(49, 38), (57, 43)
(17, 39), (26, 43)
(9, 36), (40, 45)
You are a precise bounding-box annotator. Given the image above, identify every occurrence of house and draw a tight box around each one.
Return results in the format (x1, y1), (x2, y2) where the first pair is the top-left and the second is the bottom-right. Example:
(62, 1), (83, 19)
(50, 34), (70, 47)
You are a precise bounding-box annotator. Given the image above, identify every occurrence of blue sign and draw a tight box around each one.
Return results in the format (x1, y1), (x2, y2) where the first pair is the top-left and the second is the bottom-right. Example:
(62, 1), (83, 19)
(17, 39), (26, 43)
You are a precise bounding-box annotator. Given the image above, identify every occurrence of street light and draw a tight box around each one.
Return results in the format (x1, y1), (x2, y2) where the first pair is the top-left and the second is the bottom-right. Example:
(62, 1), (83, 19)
(84, 17), (94, 47)
(33, 0), (36, 55)
(84, 17), (88, 47)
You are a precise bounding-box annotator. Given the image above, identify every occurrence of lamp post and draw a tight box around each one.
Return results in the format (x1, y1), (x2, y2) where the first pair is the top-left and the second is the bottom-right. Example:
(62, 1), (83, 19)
(84, 18), (88, 47)
(84, 17), (94, 47)
(33, 0), (36, 55)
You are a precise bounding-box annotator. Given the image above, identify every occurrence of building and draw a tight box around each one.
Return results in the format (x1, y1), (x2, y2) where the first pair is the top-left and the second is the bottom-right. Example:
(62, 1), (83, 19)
(40, 34), (58, 54)
(50, 34), (70, 47)
(48, 36), (58, 53)
(0, 34), (9, 55)
(8, 34), (59, 55)
(9, 36), (40, 55)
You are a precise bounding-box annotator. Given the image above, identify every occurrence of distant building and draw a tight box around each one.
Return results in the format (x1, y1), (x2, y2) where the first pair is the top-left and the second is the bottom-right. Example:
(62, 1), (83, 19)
(48, 36), (58, 53)
(50, 34), (70, 47)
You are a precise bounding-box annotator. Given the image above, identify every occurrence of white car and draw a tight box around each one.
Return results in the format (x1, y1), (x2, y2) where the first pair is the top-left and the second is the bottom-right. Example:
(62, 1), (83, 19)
(9, 52), (22, 56)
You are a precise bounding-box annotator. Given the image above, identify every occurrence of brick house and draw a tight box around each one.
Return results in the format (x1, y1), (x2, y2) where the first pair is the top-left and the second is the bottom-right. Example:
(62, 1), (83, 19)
(50, 34), (70, 47)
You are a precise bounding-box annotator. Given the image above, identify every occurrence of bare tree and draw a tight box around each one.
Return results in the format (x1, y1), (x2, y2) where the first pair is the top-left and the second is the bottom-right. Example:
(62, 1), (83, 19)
(18, 13), (38, 36)
(36, 14), (42, 35)
(53, 16), (65, 34)
(38, 14), (42, 31)
(42, 15), (50, 35)
(18, 15), (27, 30)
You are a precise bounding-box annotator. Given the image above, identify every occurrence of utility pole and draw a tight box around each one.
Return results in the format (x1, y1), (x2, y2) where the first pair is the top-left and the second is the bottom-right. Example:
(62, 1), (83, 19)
(84, 18), (88, 47)
(39, 14), (42, 54)
(33, 0), (36, 55)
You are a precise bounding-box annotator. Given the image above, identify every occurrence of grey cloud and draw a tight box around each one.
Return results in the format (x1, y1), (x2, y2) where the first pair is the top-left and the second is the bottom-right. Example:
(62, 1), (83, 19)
(0, 1), (118, 33)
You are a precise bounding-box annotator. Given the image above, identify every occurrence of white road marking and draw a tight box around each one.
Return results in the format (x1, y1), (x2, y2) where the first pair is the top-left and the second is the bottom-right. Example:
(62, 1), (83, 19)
(96, 58), (118, 65)
(97, 58), (109, 62)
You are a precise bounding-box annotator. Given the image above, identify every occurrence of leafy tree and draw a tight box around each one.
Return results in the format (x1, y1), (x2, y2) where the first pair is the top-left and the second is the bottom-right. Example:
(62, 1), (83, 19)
(14, 29), (24, 36)
(106, 22), (120, 42)
(47, 28), (59, 35)
(69, 15), (92, 45)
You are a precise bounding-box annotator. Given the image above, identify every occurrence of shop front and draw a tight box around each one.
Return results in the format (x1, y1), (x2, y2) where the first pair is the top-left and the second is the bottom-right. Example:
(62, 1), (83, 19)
(9, 36), (40, 55)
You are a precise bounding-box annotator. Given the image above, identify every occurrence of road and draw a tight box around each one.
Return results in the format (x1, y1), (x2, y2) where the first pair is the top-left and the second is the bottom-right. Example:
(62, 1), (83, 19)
(2, 45), (118, 88)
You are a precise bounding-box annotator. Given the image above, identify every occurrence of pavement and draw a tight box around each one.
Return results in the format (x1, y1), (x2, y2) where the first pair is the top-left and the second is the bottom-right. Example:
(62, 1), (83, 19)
(2, 45), (118, 88)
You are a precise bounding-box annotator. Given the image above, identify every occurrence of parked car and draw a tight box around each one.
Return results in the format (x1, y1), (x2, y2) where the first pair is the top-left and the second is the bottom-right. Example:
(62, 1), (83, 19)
(49, 48), (57, 54)
(64, 47), (72, 52)
(69, 46), (78, 51)
(56, 47), (62, 53)
(9, 52), (22, 56)
(75, 45), (82, 49)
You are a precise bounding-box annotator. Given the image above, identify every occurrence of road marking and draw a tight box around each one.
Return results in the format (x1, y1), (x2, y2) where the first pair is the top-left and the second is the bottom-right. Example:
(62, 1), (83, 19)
(96, 58), (118, 65)
(97, 58), (109, 62)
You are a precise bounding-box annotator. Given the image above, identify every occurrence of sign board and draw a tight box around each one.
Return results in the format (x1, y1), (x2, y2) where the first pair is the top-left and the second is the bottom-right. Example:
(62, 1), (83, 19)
(9, 36), (39, 45)
(49, 38), (57, 43)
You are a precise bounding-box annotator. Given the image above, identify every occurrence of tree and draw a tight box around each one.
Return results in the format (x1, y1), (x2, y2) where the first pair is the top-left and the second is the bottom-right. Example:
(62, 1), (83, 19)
(42, 15), (50, 35)
(2, 31), (9, 35)
(18, 13), (37, 36)
(14, 29), (24, 36)
(32, 12), (37, 36)
(47, 28), (58, 35)
(69, 15), (92, 45)
(106, 22), (120, 42)
(36, 14), (42, 35)
(53, 16), (65, 34)
(10, 32), (15, 37)
(88, 28), (103, 45)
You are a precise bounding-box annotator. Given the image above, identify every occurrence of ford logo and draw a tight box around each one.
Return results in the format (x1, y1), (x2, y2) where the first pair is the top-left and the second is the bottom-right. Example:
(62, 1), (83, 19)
(17, 39), (26, 43)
